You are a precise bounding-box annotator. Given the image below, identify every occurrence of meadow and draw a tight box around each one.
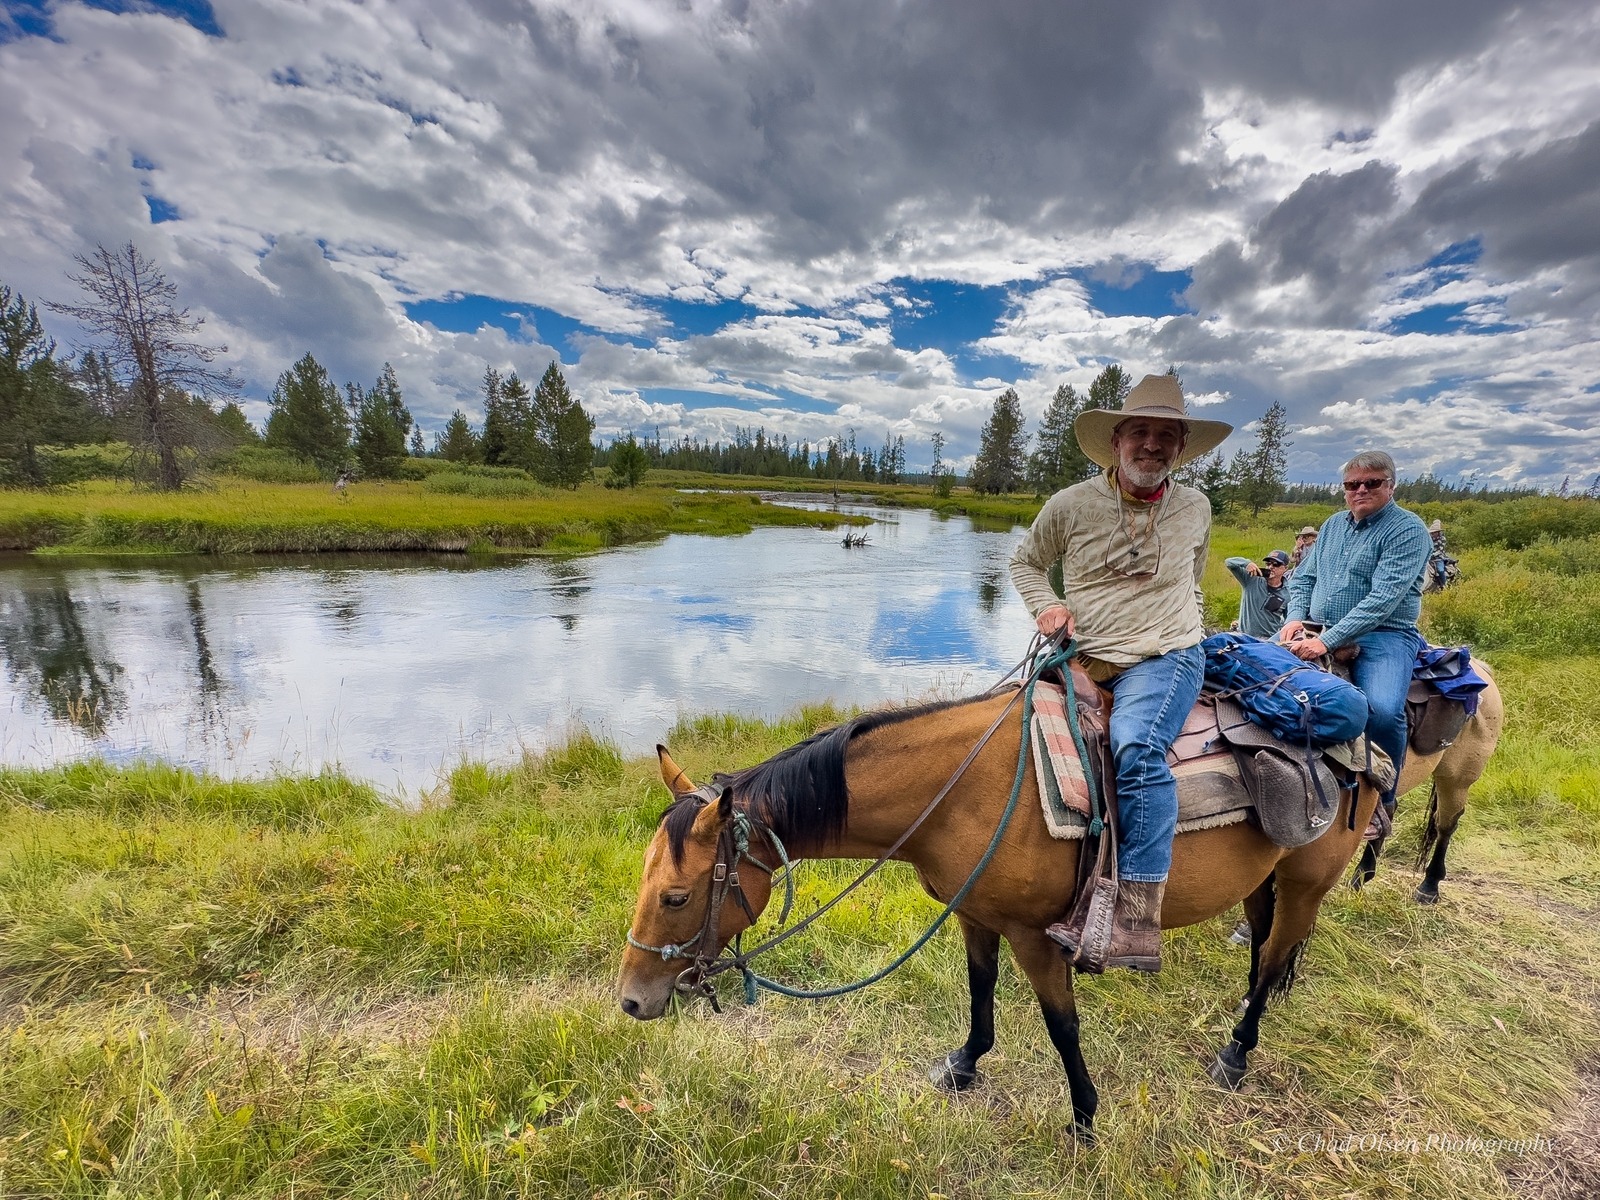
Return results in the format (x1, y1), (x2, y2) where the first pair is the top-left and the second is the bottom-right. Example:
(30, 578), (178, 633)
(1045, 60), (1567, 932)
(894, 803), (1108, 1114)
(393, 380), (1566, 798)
(0, 496), (1597, 1198)
(0, 474), (857, 556)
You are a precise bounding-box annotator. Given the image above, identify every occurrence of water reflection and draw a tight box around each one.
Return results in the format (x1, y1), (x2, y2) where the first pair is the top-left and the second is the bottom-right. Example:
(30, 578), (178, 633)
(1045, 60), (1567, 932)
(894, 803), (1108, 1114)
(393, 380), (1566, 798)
(0, 508), (1035, 793)
(0, 574), (127, 735)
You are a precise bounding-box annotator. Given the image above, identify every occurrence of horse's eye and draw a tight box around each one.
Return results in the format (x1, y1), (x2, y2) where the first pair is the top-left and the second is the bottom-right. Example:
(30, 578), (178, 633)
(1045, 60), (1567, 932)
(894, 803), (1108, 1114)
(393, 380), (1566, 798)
(662, 891), (690, 909)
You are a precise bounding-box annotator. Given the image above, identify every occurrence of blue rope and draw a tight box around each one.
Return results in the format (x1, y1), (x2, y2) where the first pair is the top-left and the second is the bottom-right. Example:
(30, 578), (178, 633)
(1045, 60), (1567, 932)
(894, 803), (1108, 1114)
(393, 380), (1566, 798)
(738, 638), (1084, 1003)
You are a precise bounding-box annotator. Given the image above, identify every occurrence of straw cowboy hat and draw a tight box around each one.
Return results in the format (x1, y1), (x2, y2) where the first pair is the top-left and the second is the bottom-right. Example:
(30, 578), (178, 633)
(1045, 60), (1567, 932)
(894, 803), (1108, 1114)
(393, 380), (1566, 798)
(1074, 374), (1233, 470)
(1429, 519), (1444, 533)
(1298, 525), (1319, 537)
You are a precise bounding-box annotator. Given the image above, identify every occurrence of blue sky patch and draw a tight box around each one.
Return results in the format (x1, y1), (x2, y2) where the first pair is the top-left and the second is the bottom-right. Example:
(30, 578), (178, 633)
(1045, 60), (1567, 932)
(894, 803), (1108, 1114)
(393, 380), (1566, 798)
(889, 278), (1010, 356)
(1389, 302), (1470, 335)
(636, 292), (756, 338)
(60, 0), (224, 36)
(1080, 267), (1194, 318)
(1422, 239), (1483, 272)
(145, 194), (179, 223)
(403, 293), (590, 355)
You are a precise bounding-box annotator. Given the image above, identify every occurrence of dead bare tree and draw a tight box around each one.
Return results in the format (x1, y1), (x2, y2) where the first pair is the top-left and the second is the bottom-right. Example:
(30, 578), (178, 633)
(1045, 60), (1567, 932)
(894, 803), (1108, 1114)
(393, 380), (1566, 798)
(49, 242), (238, 489)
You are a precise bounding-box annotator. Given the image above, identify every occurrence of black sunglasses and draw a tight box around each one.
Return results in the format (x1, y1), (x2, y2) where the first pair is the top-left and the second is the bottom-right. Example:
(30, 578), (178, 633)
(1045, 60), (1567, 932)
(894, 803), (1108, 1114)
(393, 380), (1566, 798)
(1342, 478), (1390, 492)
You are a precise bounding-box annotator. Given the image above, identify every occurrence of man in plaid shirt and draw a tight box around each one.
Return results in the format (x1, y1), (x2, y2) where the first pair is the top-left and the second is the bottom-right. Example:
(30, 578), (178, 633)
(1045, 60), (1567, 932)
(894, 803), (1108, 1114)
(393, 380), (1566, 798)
(1279, 450), (1431, 838)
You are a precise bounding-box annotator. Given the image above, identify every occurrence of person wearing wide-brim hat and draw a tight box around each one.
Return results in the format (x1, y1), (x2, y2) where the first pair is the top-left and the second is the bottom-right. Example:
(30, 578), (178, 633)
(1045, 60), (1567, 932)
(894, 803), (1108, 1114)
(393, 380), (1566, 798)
(1010, 373), (1232, 974)
(1292, 524), (1319, 569)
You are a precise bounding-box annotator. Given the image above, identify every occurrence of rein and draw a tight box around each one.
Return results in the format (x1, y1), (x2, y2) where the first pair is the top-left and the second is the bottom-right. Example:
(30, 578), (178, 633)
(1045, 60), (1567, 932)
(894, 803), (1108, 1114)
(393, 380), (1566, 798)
(626, 631), (1091, 1010)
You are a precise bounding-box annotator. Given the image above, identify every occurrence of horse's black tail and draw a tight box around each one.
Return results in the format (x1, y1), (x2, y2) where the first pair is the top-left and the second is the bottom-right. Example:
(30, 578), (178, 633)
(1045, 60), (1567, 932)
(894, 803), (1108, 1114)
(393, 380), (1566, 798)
(1413, 783), (1441, 872)
(1271, 937), (1308, 999)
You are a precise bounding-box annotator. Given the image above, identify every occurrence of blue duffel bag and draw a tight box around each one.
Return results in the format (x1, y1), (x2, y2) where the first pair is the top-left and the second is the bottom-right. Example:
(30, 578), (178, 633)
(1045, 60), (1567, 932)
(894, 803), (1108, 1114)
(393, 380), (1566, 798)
(1201, 632), (1369, 749)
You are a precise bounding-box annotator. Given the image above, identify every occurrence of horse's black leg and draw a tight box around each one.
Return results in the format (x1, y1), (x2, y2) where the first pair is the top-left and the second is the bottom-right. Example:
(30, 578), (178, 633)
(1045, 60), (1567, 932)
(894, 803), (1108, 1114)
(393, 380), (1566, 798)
(1415, 799), (1461, 905)
(1210, 877), (1316, 1091)
(1011, 931), (1098, 1141)
(1244, 875), (1277, 996)
(929, 918), (1000, 1092)
(1350, 839), (1380, 890)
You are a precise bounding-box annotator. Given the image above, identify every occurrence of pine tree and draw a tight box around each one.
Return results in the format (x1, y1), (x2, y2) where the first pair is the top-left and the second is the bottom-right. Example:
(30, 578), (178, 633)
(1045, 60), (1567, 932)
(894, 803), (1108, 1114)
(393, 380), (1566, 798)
(530, 362), (592, 488)
(214, 401), (258, 443)
(1239, 400), (1290, 515)
(0, 283), (67, 485)
(970, 388), (1028, 495)
(1027, 382), (1093, 495)
(479, 367), (513, 466)
(437, 409), (480, 463)
(930, 430), (953, 497)
(350, 368), (409, 478)
(1174, 449), (1231, 516)
(409, 425), (426, 458)
(265, 353), (349, 471)
(605, 433), (649, 488)
(500, 371), (534, 472)
(1085, 364), (1131, 415)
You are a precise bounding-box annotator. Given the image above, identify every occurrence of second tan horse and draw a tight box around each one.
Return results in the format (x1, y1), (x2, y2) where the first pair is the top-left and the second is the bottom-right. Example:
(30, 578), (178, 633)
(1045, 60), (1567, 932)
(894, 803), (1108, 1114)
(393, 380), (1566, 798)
(617, 673), (1502, 1138)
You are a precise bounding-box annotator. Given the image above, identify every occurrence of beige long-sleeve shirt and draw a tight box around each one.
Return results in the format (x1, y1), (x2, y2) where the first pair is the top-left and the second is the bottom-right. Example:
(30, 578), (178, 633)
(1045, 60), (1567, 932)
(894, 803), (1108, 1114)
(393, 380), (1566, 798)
(1009, 471), (1211, 669)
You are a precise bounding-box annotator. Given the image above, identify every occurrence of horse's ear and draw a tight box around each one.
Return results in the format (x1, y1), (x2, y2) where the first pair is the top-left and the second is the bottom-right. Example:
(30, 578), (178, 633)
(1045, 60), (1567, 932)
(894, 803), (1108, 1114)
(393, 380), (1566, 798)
(717, 784), (733, 820)
(657, 744), (695, 795)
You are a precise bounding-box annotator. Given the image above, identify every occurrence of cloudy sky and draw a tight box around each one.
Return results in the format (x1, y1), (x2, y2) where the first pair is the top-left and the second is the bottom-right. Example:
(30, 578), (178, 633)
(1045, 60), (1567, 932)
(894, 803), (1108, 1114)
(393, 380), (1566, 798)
(3, 0), (1598, 483)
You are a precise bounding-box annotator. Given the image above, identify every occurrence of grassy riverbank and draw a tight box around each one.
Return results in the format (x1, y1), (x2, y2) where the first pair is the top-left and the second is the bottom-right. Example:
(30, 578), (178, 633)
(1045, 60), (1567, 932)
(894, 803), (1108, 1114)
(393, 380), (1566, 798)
(3, 668), (1598, 1197)
(0, 477), (856, 556)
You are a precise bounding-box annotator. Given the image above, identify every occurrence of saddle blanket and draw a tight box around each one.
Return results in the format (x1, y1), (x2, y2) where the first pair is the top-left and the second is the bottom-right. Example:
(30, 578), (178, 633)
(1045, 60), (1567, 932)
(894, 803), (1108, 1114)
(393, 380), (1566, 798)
(1030, 679), (1393, 844)
(1030, 679), (1251, 841)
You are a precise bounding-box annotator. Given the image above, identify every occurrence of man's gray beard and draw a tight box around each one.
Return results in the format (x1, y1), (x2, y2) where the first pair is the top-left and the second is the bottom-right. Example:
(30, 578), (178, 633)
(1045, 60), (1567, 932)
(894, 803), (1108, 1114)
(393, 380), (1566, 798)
(1121, 461), (1172, 490)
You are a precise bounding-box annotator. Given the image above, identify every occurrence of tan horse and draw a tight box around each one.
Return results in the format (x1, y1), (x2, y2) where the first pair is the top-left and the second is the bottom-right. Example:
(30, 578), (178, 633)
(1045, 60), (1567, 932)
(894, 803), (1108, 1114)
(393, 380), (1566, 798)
(617, 674), (1502, 1138)
(1354, 661), (1504, 901)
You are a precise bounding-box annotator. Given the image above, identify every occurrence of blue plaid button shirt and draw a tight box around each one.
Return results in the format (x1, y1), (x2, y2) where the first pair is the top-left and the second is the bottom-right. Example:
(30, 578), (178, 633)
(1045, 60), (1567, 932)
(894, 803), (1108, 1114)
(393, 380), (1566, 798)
(1286, 500), (1431, 651)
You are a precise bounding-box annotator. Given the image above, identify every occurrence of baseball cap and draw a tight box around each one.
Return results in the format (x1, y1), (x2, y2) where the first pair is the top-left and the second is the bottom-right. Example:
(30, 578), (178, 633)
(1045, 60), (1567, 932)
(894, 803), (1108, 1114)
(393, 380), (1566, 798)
(1263, 550), (1290, 566)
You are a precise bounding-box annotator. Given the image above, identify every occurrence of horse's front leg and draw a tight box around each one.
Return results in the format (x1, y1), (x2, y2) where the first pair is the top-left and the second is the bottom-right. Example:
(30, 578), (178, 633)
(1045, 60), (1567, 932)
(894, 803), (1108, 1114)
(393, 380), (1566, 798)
(929, 917), (1000, 1092)
(1009, 929), (1098, 1141)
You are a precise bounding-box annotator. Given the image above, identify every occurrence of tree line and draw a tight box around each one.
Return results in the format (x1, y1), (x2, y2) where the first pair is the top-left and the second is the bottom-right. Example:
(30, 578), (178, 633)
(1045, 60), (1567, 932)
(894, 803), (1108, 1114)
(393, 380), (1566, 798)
(966, 364), (1293, 516)
(0, 244), (599, 490)
(7, 243), (1587, 501)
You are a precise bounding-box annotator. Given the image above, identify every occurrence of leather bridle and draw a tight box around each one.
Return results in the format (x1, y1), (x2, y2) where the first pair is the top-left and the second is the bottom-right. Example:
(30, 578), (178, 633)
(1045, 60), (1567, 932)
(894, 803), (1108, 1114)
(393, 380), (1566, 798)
(624, 783), (794, 1011)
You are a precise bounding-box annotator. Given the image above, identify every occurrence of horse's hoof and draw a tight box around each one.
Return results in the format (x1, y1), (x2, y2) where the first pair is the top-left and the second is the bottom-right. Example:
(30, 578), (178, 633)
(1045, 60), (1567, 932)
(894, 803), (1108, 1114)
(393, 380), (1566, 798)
(1208, 1043), (1248, 1090)
(929, 1051), (979, 1092)
(1349, 870), (1374, 892)
(1071, 1120), (1097, 1148)
(1414, 885), (1440, 906)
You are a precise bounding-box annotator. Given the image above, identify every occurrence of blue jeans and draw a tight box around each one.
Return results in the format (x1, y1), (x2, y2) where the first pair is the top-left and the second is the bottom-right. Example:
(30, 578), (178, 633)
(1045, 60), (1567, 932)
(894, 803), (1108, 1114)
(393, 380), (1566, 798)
(1350, 628), (1424, 808)
(1104, 644), (1205, 883)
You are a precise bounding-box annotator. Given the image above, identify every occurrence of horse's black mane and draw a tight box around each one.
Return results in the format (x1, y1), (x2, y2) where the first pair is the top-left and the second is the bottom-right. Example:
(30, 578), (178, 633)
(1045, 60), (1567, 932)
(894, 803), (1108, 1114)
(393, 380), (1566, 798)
(658, 694), (977, 866)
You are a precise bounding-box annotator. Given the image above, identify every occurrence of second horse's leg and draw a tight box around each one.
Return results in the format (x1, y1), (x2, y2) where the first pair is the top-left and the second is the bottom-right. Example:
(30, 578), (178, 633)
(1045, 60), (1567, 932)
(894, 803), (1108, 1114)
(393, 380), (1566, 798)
(929, 917), (1000, 1092)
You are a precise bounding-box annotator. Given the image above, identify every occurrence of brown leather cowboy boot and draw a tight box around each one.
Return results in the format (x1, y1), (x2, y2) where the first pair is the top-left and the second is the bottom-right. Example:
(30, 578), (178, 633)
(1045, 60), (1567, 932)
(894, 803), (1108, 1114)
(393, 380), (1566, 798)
(1102, 879), (1165, 972)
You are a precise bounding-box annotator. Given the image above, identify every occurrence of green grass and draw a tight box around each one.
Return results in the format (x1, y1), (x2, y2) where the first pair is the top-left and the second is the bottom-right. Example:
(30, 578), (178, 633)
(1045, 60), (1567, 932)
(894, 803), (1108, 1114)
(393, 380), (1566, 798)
(0, 478), (857, 555)
(2, 507), (1597, 1197)
(2, 659), (1596, 1198)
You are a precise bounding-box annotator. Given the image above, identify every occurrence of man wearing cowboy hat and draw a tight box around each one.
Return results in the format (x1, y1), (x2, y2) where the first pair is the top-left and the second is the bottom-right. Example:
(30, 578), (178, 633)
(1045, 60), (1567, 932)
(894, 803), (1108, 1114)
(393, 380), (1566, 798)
(1291, 525), (1319, 569)
(1010, 373), (1231, 972)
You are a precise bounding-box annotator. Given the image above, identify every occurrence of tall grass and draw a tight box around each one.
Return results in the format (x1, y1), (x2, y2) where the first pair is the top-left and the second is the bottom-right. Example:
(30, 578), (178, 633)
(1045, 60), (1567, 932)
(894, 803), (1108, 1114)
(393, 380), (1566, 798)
(2, 661), (1597, 1197)
(0, 478), (849, 555)
(1, 510), (1596, 1197)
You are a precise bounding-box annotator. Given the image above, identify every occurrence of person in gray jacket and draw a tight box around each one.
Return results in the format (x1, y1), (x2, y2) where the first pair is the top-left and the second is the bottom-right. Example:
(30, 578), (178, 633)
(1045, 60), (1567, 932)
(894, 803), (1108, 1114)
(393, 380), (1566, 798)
(1226, 549), (1290, 638)
(1010, 374), (1231, 972)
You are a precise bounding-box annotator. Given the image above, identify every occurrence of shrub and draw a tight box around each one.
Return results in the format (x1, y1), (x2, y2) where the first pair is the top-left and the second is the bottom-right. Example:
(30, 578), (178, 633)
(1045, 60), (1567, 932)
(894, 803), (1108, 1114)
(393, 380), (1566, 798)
(217, 446), (324, 483)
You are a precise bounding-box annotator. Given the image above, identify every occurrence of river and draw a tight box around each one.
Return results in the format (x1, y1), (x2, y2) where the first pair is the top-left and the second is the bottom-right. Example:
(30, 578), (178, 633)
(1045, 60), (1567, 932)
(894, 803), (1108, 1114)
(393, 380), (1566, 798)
(0, 501), (1036, 795)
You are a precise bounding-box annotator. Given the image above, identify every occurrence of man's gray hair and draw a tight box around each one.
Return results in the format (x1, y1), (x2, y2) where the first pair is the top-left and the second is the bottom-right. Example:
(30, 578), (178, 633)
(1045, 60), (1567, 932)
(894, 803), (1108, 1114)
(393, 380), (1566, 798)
(1342, 450), (1396, 482)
